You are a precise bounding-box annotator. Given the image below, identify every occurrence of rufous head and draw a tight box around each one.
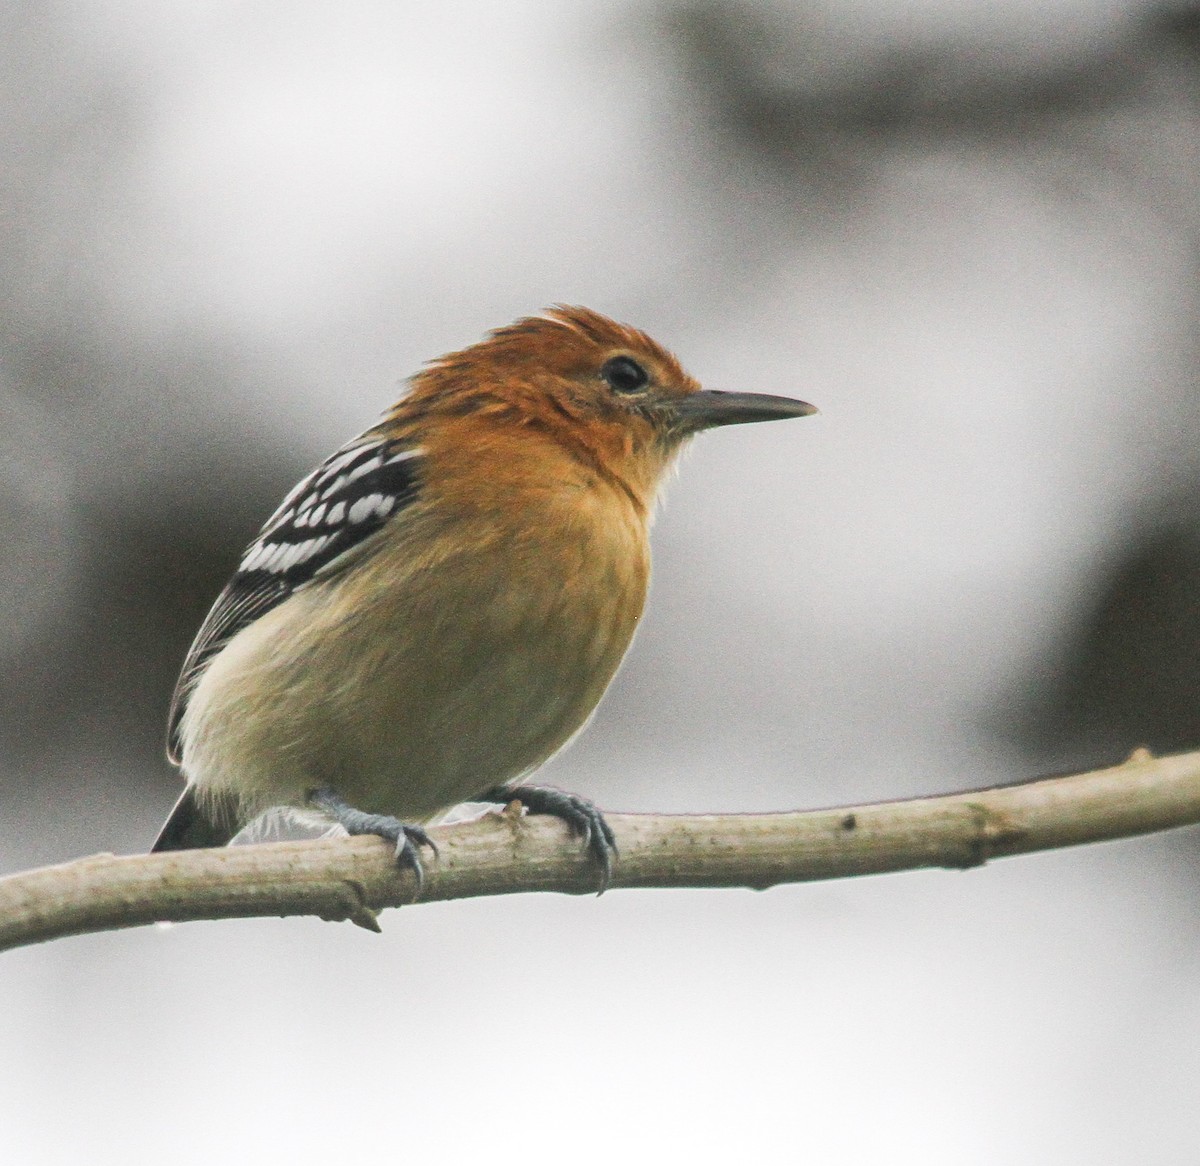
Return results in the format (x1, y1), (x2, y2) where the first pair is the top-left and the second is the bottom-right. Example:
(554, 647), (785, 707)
(404, 306), (817, 506)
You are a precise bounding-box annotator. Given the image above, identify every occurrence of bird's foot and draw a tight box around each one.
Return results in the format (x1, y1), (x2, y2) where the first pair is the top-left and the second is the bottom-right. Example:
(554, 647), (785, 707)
(479, 783), (617, 893)
(308, 786), (438, 895)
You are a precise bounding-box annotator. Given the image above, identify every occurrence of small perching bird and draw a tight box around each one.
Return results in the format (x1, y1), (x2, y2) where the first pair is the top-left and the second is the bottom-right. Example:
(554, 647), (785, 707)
(153, 307), (817, 889)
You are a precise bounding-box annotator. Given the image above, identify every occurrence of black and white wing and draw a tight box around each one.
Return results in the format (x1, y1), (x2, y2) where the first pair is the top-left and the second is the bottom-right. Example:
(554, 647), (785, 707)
(167, 433), (423, 761)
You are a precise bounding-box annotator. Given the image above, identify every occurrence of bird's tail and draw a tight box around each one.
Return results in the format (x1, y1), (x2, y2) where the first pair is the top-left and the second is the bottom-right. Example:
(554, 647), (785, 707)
(151, 786), (239, 852)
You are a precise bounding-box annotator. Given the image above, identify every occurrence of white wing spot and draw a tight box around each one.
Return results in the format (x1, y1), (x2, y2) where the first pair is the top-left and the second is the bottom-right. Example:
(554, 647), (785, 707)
(348, 494), (383, 524)
(385, 448), (423, 466)
(346, 455), (383, 484)
(326, 501), (346, 525)
(323, 446), (367, 476)
(320, 475), (348, 500)
(294, 536), (323, 564)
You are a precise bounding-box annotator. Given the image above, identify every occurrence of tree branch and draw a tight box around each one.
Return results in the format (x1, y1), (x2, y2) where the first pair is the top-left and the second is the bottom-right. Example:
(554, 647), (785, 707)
(3, 747), (1198, 953)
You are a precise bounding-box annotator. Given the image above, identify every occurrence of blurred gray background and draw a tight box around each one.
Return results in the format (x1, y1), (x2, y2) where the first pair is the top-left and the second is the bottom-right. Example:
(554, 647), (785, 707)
(3, 1), (1200, 1161)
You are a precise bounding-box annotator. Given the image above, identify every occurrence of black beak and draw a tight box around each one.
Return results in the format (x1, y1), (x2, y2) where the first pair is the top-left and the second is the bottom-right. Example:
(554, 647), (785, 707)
(669, 389), (819, 431)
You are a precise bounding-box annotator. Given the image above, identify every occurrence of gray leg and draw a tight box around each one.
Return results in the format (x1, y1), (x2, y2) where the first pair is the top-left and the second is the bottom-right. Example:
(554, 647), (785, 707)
(308, 787), (438, 894)
(478, 783), (617, 892)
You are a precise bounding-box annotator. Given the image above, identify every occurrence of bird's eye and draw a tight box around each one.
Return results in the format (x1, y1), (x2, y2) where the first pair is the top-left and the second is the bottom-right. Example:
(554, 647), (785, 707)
(601, 355), (650, 394)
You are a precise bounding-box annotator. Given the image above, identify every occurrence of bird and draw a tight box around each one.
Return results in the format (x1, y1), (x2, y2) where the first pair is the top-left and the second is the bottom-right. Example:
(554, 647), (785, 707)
(152, 306), (817, 890)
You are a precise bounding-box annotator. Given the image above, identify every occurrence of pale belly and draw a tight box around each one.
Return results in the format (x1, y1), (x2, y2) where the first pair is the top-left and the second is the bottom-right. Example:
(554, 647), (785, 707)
(178, 506), (648, 824)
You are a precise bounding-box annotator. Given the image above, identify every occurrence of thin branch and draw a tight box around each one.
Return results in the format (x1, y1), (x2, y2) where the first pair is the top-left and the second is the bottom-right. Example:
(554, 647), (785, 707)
(2, 747), (1199, 954)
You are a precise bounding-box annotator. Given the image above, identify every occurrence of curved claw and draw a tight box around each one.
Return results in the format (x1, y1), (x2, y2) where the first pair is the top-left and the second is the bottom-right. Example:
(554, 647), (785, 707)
(308, 787), (438, 899)
(392, 823), (438, 895)
(479, 784), (618, 894)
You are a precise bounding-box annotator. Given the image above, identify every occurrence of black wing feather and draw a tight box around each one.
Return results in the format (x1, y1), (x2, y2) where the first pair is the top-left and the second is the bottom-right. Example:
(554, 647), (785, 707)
(167, 433), (423, 761)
